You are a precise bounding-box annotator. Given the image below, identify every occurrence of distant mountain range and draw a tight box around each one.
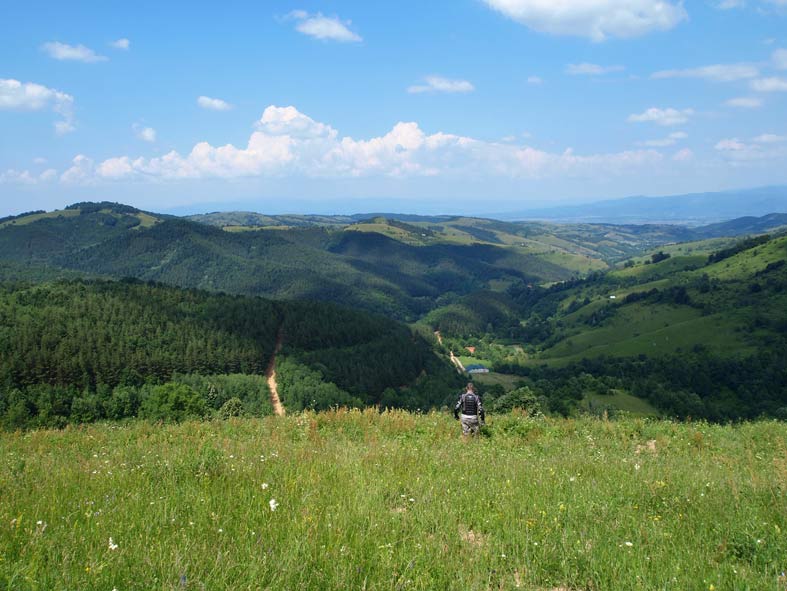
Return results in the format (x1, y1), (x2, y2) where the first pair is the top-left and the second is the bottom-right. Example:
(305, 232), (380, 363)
(504, 186), (787, 225)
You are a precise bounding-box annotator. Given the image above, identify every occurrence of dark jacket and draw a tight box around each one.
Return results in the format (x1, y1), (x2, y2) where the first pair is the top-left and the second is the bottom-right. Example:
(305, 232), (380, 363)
(454, 391), (485, 422)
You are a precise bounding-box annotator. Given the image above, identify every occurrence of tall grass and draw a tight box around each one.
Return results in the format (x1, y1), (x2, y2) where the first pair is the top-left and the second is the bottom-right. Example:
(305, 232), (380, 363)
(2, 411), (785, 590)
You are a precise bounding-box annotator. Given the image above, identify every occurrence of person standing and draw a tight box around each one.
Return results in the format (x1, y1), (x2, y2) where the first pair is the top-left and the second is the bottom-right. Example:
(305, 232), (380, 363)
(454, 382), (485, 436)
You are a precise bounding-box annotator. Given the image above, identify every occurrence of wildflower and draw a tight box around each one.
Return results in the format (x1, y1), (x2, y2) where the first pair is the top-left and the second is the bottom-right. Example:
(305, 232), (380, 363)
(269, 499), (279, 512)
(261, 483), (269, 489)
(624, 541), (633, 547)
(108, 537), (118, 551)
(409, 498), (415, 503)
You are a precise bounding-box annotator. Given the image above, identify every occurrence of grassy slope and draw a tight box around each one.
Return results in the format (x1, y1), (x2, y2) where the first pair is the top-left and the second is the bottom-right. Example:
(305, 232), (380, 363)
(534, 235), (787, 364)
(1, 412), (785, 590)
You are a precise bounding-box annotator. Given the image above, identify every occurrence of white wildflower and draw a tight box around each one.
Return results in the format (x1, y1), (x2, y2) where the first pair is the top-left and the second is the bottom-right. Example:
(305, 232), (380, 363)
(261, 482), (269, 489)
(108, 537), (118, 551)
(624, 541), (633, 547)
(269, 498), (279, 512)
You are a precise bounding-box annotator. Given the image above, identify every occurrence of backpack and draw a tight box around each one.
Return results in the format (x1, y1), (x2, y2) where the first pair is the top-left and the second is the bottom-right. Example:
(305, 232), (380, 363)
(461, 392), (479, 415)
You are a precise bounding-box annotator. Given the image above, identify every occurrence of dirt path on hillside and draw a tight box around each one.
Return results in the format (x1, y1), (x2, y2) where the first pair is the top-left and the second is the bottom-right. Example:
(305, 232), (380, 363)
(265, 331), (285, 417)
(434, 330), (443, 345)
(449, 351), (465, 373)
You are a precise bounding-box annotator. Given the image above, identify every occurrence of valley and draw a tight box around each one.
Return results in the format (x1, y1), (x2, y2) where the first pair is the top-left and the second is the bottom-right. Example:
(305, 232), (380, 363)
(0, 201), (785, 425)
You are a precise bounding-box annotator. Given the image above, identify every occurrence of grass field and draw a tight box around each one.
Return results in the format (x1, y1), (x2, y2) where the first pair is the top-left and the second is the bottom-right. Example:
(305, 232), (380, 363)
(2, 412), (786, 590)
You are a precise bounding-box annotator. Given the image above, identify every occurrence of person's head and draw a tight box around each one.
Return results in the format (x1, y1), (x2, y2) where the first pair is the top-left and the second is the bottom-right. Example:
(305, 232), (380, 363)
(466, 382), (475, 393)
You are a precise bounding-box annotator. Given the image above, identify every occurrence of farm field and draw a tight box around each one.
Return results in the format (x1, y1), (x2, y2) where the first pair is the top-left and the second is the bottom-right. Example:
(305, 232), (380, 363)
(2, 411), (785, 590)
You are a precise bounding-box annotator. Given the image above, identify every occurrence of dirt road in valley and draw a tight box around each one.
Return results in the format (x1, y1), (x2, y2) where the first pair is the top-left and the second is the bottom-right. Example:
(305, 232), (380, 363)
(265, 331), (285, 417)
(449, 351), (465, 373)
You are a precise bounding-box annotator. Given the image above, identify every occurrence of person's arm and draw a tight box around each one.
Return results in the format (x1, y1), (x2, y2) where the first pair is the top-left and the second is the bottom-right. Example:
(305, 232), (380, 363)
(478, 398), (486, 424)
(453, 395), (462, 419)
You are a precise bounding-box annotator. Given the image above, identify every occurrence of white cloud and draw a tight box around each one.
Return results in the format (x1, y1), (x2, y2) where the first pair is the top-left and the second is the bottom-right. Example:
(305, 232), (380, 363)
(672, 148), (694, 161)
(714, 0), (787, 8)
(725, 97), (763, 108)
(527, 76), (543, 85)
(54, 120), (76, 135)
(714, 136), (787, 161)
(407, 76), (475, 94)
(110, 38), (130, 50)
(286, 10), (362, 42)
(714, 0), (787, 9)
(197, 96), (233, 111)
(652, 64), (759, 82)
(481, 0), (686, 41)
(61, 155), (96, 184)
(0, 78), (75, 134)
(751, 77), (787, 92)
(41, 41), (107, 63)
(566, 63), (624, 75)
(59, 104), (666, 185)
(1, 168), (58, 184)
(753, 133), (786, 143)
(773, 49), (787, 70)
(636, 131), (687, 147)
(133, 124), (156, 142)
(254, 105), (337, 138)
(628, 107), (693, 126)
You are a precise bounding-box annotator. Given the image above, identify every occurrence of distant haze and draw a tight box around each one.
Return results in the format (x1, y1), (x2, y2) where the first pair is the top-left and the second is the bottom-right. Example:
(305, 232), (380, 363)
(499, 186), (787, 226)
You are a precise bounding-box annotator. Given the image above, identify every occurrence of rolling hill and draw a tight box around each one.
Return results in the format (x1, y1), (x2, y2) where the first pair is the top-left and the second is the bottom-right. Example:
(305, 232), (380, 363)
(0, 279), (460, 429)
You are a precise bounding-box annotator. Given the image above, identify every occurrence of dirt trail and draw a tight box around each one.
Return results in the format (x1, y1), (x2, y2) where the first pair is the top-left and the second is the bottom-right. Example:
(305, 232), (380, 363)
(449, 351), (465, 373)
(434, 330), (443, 345)
(265, 330), (285, 417)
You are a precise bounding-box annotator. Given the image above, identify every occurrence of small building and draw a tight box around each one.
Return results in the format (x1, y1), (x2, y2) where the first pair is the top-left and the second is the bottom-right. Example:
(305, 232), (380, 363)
(465, 346), (476, 354)
(465, 364), (489, 374)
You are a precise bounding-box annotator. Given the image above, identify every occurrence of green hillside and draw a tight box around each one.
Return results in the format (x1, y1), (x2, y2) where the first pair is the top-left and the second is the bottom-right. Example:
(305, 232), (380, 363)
(0, 280), (460, 429)
(465, 234), (787, 420)
(0, 203), (604, 321)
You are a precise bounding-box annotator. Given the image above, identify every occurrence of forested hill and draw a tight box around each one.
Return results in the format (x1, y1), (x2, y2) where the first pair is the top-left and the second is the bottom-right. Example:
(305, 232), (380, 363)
(3, 202), (786, 325)
(0, 280), (460, 429)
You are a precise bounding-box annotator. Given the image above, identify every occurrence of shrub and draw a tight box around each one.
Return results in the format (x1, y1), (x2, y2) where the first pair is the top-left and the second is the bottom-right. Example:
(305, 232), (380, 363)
(140, 383), (206, 422)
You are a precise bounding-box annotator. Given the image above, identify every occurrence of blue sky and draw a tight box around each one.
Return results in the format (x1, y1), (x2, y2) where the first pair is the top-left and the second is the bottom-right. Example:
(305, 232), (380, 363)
(1, 0), (787, 216)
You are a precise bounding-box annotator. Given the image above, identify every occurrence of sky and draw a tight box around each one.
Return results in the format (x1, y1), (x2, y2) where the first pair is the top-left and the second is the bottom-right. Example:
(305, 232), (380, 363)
(1, 0), (787, 217)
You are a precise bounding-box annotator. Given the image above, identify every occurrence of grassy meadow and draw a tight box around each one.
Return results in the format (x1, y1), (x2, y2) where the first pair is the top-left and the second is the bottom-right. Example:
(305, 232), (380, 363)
(2, 411), (786, 590)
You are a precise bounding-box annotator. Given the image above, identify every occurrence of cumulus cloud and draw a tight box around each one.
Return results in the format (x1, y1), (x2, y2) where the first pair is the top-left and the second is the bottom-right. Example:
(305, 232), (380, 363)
(58, 104), (665, 186)
(110, 38), (130, 50)
(1, 168), (58, 184)
(628, 107), (693, 126)
(725, 96), (763, 108)
(566, 63), (624, 75)
(133, 124), (156, 142)
(527, 76), (543, 85)
(41, 41), (107, 63)
(481, 0), (686, 41)
(407, 76), (475, 94)
(0, 78), (75, 134)
(652, 63), (759, 82)
(751, 77), (787, 91)
(197, 96), (233, 111)
(286, 10), (362, 42)
(636, 131), (687, 147)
